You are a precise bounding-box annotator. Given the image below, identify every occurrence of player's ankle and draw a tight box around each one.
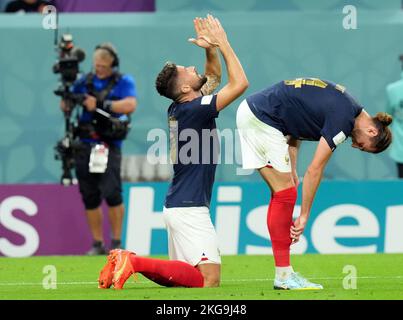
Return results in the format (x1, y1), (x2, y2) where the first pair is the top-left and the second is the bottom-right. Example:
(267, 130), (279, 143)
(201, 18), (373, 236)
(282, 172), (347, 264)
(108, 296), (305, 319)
(275, 266), (294, 281)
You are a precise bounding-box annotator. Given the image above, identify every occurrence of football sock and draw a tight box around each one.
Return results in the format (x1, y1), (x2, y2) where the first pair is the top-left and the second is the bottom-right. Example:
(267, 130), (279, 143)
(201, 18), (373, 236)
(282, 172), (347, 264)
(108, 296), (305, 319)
(267, 186), (297, 267)
(130, 256), (204, 288)
(275, 266), (294, 281)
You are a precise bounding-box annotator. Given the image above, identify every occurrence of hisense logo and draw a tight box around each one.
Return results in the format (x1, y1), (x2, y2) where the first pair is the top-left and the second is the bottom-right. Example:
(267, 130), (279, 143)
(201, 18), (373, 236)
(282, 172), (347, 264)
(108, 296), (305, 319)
(0, 196), (39, 257)
(123, 185), (403, 256)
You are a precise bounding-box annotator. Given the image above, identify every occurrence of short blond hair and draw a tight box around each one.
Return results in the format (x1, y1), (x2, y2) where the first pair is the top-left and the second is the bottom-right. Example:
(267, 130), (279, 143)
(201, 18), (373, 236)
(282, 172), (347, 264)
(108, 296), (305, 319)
(93, 48), (114, 64)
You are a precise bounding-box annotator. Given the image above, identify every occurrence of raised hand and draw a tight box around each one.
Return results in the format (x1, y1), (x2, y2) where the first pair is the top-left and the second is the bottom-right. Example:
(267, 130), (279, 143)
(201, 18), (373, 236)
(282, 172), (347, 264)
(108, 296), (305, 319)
(188, 14), (228, 48)
(188, 17), (214, 49)
(202, 14), (228, 47)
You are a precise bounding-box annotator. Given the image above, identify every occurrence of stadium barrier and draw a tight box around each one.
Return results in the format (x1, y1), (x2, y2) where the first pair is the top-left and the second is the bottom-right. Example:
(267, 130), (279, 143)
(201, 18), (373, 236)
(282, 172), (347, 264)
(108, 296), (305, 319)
(1, 181), (402, 257)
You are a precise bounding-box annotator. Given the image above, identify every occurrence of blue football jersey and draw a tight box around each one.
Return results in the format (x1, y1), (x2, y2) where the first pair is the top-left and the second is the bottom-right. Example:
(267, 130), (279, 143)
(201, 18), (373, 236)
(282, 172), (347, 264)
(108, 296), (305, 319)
(165, 94), (220, 208)
(246, 78), (363, 151)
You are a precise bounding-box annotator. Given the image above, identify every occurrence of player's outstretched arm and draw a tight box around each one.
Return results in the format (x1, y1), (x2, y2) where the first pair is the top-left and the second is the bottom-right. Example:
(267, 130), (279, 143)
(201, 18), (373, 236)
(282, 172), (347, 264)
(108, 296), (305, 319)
(201, 47), (221, 95)
(201, 14), (248, 111)
(291, 137), (332, 243)
(188, 17), (222, 95)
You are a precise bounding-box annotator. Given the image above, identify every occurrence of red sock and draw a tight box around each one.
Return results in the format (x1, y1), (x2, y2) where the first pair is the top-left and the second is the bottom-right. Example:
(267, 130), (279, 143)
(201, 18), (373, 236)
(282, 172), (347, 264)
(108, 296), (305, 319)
(267, 186), (297, 267)
(129, 256), (204, 288)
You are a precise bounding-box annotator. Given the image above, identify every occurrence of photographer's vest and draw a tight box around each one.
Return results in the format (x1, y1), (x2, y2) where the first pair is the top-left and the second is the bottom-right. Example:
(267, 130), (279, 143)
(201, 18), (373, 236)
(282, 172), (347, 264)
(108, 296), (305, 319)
(78, 72), (131, 143)
(85, 72), (121, 102)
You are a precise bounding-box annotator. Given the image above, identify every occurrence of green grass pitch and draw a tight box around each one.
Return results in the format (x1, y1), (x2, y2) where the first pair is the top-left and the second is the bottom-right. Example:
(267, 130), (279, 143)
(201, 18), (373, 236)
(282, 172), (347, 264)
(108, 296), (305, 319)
(0, 254), (402, 300)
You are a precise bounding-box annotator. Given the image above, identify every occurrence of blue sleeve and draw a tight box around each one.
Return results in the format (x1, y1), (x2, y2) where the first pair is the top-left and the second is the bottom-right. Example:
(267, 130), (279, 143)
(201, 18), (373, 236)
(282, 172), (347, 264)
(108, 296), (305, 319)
(320, 92), (362, 151)
(320, 105), (359, 151)
(189, 95), (219, 121)
(321, 117), (351, 151)
(117, 75), (137, 98)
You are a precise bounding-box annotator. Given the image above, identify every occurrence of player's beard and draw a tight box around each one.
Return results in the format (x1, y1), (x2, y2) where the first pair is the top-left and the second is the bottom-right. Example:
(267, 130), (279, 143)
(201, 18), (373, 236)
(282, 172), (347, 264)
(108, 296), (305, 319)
(192, 74), (208, 91)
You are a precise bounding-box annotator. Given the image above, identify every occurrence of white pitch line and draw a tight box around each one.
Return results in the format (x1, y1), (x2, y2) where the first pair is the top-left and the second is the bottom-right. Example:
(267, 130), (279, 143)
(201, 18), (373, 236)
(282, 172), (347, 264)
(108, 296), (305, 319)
(0, 276), (402, 287)
(223, 275), (403, 282)
(0, 281), (97, 286)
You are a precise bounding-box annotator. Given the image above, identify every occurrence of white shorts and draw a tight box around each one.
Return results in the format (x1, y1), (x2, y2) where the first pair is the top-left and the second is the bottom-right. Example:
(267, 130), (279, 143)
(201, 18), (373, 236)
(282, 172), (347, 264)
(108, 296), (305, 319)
(236, 99), (291, 173)
(163, 206), (221, 266)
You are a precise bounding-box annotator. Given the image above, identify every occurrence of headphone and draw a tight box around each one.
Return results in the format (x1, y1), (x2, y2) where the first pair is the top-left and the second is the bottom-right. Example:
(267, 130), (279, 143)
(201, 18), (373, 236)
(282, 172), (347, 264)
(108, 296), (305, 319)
(95, 43), (120, 69)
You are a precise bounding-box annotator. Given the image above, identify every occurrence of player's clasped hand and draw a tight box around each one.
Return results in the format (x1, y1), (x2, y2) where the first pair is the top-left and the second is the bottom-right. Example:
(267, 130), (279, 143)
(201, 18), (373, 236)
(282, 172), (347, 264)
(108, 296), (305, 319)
(188, 14), (227, 49)
(188, 16), (213, 49)
(290, 216), (307, 244)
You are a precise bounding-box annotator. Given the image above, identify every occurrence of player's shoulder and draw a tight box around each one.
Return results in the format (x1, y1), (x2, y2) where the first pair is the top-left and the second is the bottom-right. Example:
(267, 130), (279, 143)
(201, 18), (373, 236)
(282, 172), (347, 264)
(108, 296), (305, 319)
(200, 94), (215, 105)
(185, 94), (215, 106)
(170, 94), (216, 114)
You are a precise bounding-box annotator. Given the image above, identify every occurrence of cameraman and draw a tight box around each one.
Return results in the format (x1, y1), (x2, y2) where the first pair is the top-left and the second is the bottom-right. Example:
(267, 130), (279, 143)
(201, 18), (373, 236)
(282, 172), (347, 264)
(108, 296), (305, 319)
(61, 43), (137, 255)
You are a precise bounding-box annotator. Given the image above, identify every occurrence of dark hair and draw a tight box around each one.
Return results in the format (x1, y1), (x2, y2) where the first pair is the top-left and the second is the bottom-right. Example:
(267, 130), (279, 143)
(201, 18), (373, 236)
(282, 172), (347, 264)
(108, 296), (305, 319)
(155, 62), (180, 101)
(372, 112), (393, 154)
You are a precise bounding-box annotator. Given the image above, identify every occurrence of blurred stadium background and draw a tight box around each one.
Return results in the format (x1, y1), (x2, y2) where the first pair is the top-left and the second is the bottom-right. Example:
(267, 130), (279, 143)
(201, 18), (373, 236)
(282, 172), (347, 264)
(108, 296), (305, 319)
(0, 0), (402, 281)
(1, 0), (403, 184)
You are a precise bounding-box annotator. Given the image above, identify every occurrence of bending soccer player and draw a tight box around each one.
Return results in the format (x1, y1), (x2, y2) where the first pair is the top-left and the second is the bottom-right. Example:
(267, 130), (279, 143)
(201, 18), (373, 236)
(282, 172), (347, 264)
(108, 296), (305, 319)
(98, 14), (248, 289)
(237, 78), (392, 290)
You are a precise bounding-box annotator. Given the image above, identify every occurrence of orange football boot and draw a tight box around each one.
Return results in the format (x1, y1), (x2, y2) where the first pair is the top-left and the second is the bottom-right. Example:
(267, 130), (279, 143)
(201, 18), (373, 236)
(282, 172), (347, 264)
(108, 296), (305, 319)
(112, 249), (137, 290)
(98, 249), (121, 289)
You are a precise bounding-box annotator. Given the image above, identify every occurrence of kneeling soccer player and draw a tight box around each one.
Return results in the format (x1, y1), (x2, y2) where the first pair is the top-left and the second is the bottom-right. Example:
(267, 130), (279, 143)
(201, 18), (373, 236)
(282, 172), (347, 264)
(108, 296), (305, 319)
(98, 14), (248, 290)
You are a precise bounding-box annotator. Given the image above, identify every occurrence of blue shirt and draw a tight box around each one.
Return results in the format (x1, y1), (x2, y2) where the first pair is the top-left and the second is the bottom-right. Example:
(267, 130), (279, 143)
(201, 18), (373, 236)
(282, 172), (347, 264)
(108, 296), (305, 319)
(72, 73), (137, 147)
(247, 78), (363, 151)
(165, 95), (219, 208)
